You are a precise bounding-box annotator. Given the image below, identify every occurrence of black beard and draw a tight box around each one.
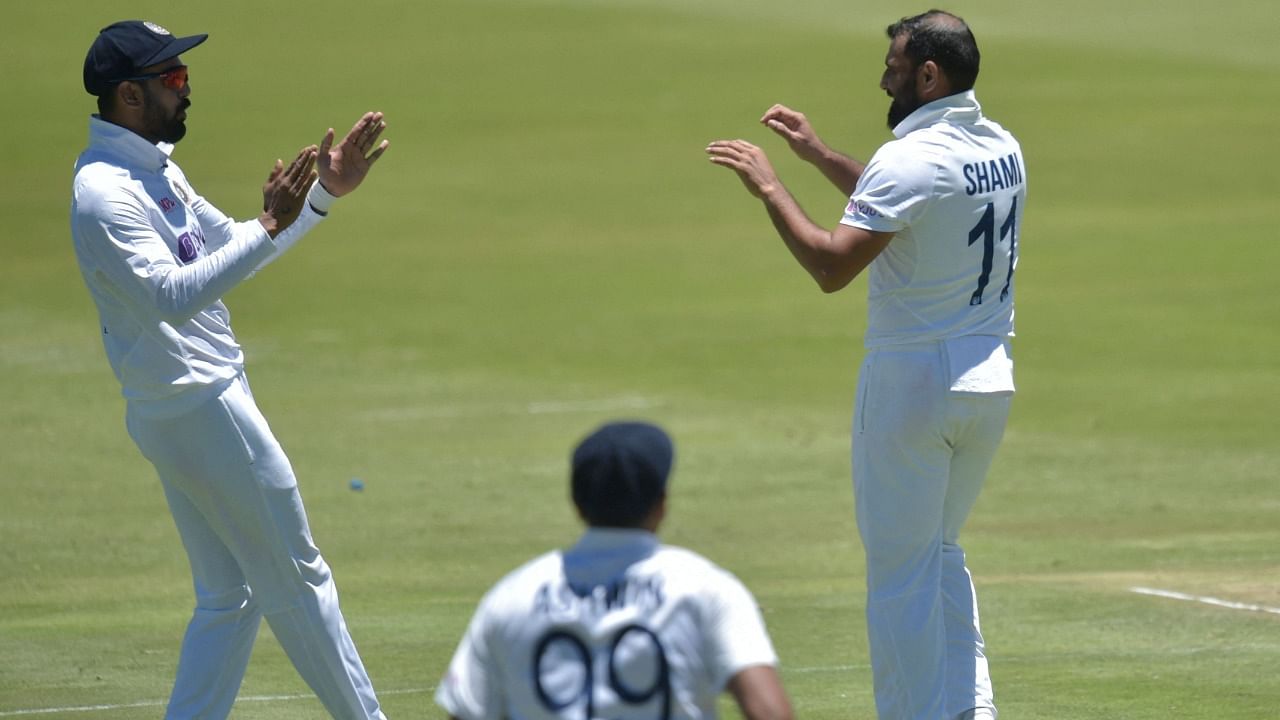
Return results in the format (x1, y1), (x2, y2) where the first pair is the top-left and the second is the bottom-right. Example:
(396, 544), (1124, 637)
(158, 118), (187, 144)
(886, 87), (922, 129)
(156, 102), (188, 143)
(142, 86), (189, 144)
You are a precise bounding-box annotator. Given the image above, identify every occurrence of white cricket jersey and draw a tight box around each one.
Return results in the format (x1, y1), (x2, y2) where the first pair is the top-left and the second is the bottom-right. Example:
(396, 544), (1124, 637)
(840, 90), (1026, 350)
(435, 529), (779, 720)
(70, 116), (334, 418)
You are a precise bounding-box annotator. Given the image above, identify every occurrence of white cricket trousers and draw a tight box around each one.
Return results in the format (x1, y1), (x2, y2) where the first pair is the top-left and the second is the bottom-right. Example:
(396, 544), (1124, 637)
(852, 342), (1010, 720)
(125, 374), (386, 720)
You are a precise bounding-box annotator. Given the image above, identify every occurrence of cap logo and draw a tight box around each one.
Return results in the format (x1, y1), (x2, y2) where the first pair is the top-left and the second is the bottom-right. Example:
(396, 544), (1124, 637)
(143, 22), (172, 36)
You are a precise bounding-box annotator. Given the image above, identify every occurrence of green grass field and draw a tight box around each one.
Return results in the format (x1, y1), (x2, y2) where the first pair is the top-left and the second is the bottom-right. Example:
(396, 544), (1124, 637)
(3, 1), (1278, 717)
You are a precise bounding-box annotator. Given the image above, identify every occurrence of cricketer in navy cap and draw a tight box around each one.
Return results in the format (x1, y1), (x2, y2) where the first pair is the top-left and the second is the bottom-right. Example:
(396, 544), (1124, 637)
(571, 421), (675, 529)
(83, 20), (207, 96)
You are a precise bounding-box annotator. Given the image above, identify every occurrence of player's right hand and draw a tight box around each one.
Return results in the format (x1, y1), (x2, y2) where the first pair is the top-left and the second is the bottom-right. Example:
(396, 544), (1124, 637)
(317, 112), (390, 198)
(705, 139), (783, 200)
(259, 145), (318, 238)
(761, 104), (826, 164)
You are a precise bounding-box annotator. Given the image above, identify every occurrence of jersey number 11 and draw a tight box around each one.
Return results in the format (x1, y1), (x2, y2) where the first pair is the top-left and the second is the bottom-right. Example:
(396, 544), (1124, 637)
(968, 197), (1018, 306)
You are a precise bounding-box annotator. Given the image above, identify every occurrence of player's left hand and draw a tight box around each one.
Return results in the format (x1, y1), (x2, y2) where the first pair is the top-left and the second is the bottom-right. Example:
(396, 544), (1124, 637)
(317, 111), (390, 197)
(259, 144), (318, 237)
(705, 139), (781, 200)
(761, 104), (828, 164)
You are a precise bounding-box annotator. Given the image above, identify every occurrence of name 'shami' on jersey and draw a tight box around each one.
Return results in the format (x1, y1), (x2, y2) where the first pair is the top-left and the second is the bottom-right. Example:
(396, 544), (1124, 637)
(963, 151), (1024, 196)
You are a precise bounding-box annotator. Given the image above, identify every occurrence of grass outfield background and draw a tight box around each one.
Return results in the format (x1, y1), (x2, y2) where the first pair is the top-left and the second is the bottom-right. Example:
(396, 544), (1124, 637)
(2, 0), (1278, 717)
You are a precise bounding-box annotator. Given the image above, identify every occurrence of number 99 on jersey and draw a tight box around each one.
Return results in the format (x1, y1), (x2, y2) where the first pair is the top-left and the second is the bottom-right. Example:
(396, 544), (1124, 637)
(534, 624), (671, 720)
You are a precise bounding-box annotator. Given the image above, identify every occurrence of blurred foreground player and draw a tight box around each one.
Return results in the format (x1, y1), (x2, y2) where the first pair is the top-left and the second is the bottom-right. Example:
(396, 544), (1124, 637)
(70, 20), (390, 719)
(708, 10), (1025, 720)
(436, 421), (794, 720)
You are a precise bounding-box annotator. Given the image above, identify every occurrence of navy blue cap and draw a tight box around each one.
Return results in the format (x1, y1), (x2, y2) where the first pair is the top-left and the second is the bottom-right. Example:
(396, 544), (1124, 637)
(84, 20), (207, 96)
(571, 421), (674, 528)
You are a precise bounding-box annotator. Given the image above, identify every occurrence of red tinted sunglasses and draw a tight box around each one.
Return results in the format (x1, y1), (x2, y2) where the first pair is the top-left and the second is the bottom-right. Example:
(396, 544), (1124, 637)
(121, 65), (188, 90)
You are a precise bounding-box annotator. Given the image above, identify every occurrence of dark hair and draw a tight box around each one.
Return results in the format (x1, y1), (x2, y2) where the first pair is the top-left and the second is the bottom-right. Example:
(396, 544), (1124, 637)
(886, 10), (980, 92)
(96, 85), (119, 116)
(571, 422), (673, 528)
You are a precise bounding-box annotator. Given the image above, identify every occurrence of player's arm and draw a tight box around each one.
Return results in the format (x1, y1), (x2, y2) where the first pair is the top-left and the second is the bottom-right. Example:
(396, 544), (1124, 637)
(252, 112), (390, 271)
(182, 145), (315, 266)
(74, 184), (279, 325)
(702, 567), (795, 720)
(728, 665), (794, 720)
(200, 113), (388, 275)
(435, 586), (503, 720)
(761, 104), (865, 196)
(706, 139), (893, 293)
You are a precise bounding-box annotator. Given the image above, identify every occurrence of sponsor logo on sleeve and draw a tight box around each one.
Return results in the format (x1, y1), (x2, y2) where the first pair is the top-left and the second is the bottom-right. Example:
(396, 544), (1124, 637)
(845, 199), (881, 218)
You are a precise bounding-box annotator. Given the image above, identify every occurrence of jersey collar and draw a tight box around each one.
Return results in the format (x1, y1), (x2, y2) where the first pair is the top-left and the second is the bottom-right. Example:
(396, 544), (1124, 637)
(87, 114), (174, 172)
(891, 89), (982, 139)
(562, 528), (659, 593)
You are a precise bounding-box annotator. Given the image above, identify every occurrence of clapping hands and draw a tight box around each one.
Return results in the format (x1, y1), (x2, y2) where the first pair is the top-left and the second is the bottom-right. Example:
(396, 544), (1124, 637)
(317, 111), (390, 198)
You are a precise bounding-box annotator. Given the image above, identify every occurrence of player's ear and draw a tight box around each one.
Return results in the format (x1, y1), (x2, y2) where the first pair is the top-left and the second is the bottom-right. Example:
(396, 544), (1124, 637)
(917, 60), (949, 98)
(916, 61), (932, 90)
(119, 81), (144, 108)
(644, 494), (668, 532)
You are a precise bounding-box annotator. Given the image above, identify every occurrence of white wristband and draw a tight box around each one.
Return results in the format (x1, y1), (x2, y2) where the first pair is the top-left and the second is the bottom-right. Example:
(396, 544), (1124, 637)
(307, 180), (338, 216)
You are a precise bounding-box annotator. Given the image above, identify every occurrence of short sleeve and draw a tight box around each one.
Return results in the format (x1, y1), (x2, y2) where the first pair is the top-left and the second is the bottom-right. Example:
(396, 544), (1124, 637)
(704, 569), (779, 690)
(435, 592), (504, 720)
(839, 140), (938, 233)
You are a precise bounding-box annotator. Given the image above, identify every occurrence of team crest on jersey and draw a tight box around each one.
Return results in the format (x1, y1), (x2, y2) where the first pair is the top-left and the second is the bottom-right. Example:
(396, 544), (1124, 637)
(143, 22), (171, 36)
(171, 180), (190, 205)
